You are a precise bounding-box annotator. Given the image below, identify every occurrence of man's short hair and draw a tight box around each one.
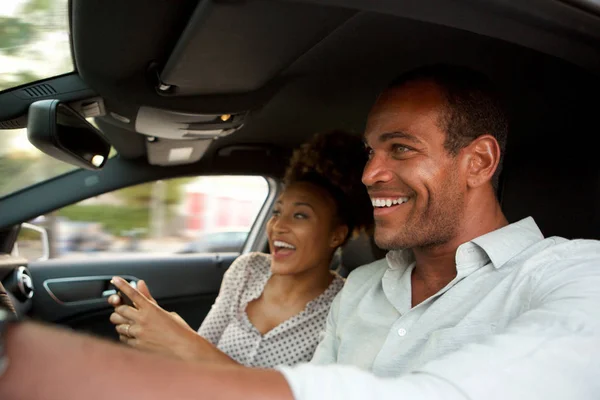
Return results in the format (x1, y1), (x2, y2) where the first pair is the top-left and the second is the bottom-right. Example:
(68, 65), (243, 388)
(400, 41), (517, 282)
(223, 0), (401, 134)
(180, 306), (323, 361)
(388, 64), (509, 189)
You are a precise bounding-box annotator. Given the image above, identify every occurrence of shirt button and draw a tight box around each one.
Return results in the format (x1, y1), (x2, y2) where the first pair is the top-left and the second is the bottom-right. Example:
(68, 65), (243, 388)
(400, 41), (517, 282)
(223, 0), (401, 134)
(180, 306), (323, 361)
(397, 328), (407, 337)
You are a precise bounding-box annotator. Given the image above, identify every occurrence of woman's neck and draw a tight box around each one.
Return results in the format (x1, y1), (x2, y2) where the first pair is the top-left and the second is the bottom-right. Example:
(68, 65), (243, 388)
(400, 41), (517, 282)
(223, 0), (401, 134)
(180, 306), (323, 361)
(263, 260), (334, 307)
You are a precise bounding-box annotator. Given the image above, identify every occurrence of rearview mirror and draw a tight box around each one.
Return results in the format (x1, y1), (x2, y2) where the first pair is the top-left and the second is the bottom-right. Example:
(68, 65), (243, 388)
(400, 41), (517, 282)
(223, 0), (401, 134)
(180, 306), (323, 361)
(27, 100), (111, 170)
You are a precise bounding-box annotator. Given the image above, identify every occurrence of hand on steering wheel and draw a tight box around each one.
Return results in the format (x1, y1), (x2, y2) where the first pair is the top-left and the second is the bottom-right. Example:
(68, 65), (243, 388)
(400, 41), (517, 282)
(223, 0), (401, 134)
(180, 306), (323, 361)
(0, 281), (17, 317)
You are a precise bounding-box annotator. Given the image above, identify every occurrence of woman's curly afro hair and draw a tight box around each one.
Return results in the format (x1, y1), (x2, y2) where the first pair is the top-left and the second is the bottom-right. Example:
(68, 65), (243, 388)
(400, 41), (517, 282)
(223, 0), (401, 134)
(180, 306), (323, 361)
(284, 130), (374, 243)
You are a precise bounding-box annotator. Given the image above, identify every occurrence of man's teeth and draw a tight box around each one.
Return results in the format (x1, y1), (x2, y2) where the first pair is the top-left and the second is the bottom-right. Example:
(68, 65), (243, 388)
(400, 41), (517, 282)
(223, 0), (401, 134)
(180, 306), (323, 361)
(273, 240), (296, 250)
(371, 197), (409, 208)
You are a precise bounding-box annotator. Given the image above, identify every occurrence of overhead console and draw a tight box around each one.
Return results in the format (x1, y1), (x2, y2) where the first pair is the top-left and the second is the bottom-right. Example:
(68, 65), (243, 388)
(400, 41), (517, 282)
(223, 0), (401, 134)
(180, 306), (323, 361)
(71, 0), (356, 166)
(135, 107), (246, 165)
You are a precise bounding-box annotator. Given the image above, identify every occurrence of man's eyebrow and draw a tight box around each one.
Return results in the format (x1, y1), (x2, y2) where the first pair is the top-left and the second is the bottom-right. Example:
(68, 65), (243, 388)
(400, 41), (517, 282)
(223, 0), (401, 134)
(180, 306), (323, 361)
(363, 131), (423, 146)
(378, 131), (423, 145)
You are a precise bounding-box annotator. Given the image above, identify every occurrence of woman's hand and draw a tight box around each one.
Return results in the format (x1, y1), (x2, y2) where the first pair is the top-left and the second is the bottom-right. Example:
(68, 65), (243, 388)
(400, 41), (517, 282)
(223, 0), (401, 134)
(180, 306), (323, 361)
(109, 277), (237, 365)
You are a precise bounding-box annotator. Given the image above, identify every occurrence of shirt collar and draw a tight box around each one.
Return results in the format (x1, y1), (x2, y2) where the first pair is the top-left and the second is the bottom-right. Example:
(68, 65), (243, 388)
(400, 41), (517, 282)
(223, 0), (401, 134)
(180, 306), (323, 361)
(385, 217), (544, 272)
(469, 217), (544, 269)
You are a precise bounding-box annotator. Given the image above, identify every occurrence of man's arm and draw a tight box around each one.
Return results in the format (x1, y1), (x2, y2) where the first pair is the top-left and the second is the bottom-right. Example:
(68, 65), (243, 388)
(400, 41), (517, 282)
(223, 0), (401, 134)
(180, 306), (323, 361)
(0, 322), (292, 400)
(281, 252), (600, 400)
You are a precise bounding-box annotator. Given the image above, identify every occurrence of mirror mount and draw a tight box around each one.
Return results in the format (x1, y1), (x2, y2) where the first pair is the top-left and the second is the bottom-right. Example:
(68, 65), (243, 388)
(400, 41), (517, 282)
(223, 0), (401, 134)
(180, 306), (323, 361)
(27, 99), (111, 171)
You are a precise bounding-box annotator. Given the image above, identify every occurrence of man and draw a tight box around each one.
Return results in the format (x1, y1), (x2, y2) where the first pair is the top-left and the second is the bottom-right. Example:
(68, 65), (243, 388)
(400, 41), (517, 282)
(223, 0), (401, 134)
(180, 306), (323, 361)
(1, 65), (599, 399)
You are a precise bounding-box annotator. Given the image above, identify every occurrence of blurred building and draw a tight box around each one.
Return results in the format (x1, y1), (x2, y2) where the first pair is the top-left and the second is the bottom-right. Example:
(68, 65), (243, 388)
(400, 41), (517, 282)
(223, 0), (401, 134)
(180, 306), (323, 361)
(182, 176), (268, 237)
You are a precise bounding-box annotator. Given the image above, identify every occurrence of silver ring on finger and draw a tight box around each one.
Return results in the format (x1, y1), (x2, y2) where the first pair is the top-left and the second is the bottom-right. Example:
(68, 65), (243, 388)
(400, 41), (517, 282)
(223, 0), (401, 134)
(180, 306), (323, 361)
(125, 324), (132, 337)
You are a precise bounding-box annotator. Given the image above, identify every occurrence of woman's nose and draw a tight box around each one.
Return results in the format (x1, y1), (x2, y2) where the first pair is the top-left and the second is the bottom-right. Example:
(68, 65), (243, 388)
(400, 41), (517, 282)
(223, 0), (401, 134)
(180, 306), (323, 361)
(362, 153), (394, 187)
(272, 216), (291, 233)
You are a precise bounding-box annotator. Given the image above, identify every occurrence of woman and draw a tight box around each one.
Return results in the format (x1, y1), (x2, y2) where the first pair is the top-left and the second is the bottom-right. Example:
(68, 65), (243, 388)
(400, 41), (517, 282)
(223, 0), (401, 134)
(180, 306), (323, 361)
(108, 130), (373, 367)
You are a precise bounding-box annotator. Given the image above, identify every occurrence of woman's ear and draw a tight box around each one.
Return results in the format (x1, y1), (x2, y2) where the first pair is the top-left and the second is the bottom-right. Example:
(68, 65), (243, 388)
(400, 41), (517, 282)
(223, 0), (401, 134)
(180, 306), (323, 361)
(330, 224), (349, 249)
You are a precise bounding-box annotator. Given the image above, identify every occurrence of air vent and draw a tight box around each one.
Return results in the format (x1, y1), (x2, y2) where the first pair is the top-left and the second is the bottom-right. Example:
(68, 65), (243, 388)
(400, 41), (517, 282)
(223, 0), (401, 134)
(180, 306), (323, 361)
(0, 116), (26, 130)
(22, 83), (57, 98)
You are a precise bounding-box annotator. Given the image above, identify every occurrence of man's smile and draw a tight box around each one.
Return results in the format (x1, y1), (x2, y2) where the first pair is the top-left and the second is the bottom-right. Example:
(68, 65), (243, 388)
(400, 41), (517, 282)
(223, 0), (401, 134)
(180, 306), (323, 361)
(370, 196), (411, 217)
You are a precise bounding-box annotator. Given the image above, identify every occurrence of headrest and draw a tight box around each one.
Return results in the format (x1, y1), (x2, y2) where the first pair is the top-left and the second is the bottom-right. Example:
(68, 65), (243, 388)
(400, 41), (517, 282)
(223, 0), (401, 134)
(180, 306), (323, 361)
(338, 232), (387, 277)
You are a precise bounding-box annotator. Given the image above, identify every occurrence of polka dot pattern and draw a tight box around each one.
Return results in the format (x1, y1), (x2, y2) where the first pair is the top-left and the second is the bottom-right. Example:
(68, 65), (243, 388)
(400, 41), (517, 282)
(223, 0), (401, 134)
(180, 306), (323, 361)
(198, 252), (344, 368)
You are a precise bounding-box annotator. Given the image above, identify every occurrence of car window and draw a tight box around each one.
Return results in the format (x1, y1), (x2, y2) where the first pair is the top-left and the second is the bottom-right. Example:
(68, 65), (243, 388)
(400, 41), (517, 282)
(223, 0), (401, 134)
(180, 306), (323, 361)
(15, 176), (270, 262)
(0, 128), (81, 198)
(0, 0), (73, 92)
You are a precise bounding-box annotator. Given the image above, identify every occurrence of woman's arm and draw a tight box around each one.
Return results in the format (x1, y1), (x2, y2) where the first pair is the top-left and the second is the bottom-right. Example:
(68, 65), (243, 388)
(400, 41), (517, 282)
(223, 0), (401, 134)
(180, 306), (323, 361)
(108, 254), (258, 363)
(110, 276), (239, 365)
(0, 322), (292, 400)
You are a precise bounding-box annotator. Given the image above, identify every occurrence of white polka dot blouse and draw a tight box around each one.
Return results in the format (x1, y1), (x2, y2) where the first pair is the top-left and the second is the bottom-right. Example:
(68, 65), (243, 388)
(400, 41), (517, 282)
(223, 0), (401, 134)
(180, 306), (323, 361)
(197, 252), (344, 367)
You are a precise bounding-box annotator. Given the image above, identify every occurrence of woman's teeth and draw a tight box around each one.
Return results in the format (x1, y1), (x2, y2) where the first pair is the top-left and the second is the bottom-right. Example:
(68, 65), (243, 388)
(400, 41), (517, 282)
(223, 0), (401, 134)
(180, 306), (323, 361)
(371, 197), (409, 208)
(273, 240), (296, 250)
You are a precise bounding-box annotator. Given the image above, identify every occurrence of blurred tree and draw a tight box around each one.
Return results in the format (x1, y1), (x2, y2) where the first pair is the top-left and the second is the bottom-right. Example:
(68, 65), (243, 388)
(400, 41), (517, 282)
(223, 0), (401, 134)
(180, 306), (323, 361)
(116, 178), (194, 207)
(0, 17), (36, 55)
(20, 0), (54, 15)
(0, 0), (67, 91)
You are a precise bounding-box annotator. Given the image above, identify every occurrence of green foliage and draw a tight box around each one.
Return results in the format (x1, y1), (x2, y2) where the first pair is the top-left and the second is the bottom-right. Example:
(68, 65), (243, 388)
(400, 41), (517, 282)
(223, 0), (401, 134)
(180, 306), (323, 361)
(0, 17), (37, 55)
(116, 178), (193, 207)
(0, 0), (69, 91)
(20, 0), (54, 15)
(56, 205), (150, 236)
(0, 151), (76, 198)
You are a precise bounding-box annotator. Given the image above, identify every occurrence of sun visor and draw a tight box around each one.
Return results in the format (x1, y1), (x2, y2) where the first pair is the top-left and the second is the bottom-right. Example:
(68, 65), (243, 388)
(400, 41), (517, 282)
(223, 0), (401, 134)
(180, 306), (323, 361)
(155, 0), (354, 96)
(135, 106), (245, 140)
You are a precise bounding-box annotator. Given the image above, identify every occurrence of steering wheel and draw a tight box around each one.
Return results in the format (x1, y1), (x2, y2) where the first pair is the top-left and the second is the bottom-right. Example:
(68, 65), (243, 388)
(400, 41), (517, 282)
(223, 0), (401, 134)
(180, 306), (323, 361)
(0, 280), (17, 317)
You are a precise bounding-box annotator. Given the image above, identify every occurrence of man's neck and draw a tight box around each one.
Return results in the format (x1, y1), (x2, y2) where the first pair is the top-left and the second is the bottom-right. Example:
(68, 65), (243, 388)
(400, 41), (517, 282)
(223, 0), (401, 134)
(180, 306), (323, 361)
(410, 200), (508, 305)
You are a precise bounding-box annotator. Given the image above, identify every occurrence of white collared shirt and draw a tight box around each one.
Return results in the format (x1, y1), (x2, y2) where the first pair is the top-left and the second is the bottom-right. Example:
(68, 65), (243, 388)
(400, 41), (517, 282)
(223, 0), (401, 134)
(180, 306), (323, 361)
(279, 218), (600, 400)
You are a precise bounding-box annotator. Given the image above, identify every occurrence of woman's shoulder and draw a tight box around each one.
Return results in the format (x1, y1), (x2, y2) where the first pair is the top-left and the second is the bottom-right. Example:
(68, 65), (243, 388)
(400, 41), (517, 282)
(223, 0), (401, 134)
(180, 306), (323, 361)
(229, 252), (272, 277)
(329, 273), (345, 297)
(307, 273), (345, 312)
(220, 252), (271, 294)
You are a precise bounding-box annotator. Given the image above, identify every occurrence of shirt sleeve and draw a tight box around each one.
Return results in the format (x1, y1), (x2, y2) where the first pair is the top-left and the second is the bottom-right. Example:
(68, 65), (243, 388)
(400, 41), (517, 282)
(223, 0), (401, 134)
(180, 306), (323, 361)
(279, 250), (600, 400)
(197, 253), (253, 345)
(310, 290), (341, 364)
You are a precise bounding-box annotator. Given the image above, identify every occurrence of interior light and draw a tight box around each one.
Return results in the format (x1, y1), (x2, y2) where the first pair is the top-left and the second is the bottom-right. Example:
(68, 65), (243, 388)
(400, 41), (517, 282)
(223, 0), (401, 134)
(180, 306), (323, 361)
(91, 155), (105, 167)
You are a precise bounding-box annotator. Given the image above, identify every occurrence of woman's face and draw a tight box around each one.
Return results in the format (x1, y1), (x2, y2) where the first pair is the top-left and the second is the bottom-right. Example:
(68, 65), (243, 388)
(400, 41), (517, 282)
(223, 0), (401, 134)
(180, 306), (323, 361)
(267, 182), (348, 276)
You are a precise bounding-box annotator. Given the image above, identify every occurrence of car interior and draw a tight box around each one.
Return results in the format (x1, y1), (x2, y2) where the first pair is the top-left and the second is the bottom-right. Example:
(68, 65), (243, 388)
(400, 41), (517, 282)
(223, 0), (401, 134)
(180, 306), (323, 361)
(0, 0), (599, 340)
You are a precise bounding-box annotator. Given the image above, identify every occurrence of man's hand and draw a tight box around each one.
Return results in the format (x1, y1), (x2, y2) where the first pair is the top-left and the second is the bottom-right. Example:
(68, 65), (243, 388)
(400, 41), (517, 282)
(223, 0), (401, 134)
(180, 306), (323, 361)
(108, 277), (236, 365)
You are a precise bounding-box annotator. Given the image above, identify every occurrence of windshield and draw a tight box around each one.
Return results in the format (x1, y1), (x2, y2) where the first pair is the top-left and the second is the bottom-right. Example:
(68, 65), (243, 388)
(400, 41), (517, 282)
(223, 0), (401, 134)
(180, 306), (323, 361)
(0, 129), (79, 198)
(0, 0), (78, 198)
(0, 0), (73, 92)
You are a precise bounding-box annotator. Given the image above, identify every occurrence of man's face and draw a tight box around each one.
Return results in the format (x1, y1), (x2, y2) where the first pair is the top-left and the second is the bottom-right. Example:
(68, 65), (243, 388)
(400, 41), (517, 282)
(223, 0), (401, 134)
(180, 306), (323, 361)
(363, 80), (466, 250)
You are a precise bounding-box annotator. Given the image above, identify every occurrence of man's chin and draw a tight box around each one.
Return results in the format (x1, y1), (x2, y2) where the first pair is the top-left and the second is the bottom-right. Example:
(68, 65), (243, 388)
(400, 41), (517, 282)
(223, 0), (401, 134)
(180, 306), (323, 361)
(374, 226), (409, 251)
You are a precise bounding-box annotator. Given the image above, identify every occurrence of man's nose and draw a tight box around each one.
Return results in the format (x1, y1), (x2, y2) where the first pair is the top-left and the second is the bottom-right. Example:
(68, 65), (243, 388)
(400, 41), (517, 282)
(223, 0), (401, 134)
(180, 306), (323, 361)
(362, 153), (393, 187)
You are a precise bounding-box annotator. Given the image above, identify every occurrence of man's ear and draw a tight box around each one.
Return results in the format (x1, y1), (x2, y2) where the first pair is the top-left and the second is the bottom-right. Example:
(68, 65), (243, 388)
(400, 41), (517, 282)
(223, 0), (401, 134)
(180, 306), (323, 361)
(330, 224), (349, 249)
(462, 135), (501, 189)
